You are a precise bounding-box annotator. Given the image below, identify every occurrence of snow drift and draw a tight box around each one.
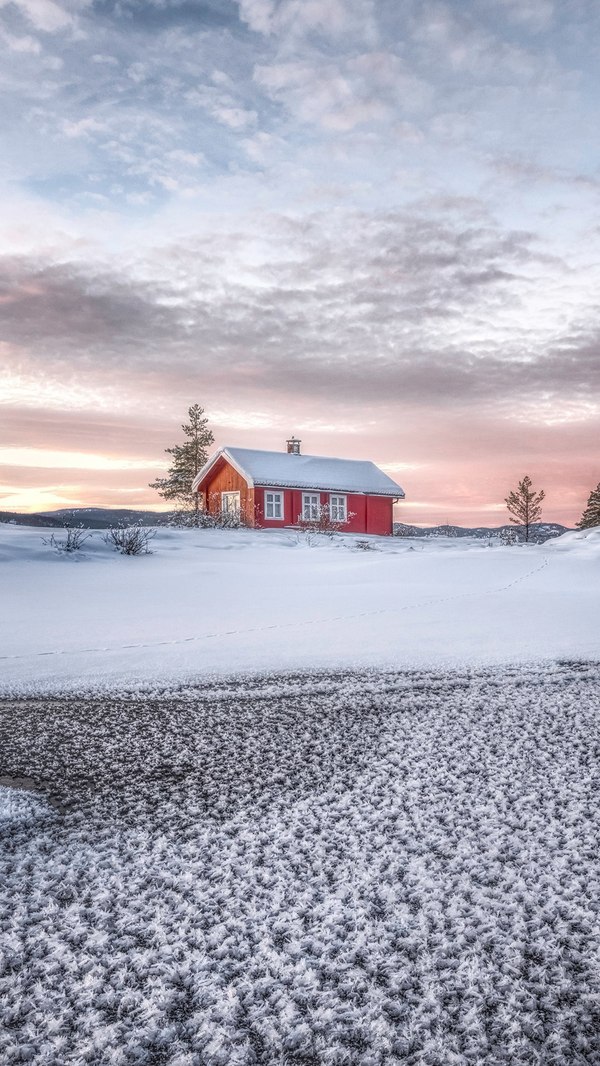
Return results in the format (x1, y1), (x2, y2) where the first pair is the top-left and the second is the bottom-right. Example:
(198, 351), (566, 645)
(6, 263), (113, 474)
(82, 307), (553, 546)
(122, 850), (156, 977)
(1, 524), (599, 695)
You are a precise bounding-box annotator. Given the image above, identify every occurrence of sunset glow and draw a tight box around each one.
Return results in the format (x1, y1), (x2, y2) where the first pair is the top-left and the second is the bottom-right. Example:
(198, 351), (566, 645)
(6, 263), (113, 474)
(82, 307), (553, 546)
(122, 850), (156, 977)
(1, 0), (598, 525)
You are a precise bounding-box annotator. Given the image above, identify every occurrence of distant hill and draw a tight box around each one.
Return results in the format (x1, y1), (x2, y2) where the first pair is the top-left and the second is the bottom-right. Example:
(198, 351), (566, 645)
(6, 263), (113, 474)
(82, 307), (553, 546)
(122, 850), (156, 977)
(393, 522), (572, 543)
(0, 509), (574, 540)
(0, 508), (173, 529)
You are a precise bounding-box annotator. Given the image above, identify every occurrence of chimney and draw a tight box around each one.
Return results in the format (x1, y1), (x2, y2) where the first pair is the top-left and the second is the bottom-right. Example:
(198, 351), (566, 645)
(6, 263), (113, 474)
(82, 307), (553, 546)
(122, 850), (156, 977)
(286, 436), (301, 455)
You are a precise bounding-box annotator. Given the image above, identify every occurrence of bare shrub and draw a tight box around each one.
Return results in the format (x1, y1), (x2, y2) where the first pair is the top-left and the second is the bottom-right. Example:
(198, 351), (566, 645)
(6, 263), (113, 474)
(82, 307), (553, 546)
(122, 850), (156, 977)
(296, 504), (354, 538)
(354, 538), (377, 551)
(206, 508), (251, 529)
(104, 525), (156, 555)
(171, 505), (253, 529)
(42, 526), (92, 554)
(168, 509), (211, 529)
(295, 529), (317, 548)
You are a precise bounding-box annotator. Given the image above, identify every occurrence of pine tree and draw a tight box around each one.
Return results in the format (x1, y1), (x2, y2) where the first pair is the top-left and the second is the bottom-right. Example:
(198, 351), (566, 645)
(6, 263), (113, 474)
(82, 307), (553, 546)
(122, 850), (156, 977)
(504, 475), (545, 542)
(150, 404), (214, 520)
(577, 482), (600, 529)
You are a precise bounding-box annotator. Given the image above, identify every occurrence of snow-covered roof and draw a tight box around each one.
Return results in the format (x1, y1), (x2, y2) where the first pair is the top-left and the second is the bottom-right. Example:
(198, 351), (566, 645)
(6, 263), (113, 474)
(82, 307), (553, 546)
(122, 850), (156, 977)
(193, 447), (405, 497)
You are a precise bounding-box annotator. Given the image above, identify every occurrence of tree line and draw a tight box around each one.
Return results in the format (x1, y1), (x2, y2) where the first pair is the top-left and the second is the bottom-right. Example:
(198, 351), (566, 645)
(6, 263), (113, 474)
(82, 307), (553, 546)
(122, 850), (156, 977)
(150, 405), (600, 535)
(503, 474), (599, 538)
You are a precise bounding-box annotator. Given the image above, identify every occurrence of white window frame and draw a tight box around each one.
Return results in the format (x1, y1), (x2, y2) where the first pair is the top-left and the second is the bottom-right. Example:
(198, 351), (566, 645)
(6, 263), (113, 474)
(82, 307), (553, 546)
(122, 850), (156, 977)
(302, 493), (320, 521)
(221, 491), (240, 514)
(329, 494), (347, 522)
(264, 490), (284, 521)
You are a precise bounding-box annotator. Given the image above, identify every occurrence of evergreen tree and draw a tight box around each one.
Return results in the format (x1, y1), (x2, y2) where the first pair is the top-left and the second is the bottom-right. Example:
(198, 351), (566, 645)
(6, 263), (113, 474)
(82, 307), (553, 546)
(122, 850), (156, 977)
(504, 475), (545, 542)
(150, 404), (214, 520)
(577, 482), (600, 529)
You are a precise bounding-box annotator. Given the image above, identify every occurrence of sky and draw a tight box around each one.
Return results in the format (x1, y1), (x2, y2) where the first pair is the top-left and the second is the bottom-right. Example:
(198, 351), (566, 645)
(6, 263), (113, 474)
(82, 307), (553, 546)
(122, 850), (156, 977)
(0, 0), (598, 526)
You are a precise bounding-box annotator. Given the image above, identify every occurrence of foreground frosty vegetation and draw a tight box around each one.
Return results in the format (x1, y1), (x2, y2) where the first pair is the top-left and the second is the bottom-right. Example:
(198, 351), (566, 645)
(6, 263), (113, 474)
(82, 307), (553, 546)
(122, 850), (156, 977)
(1, 665), (599, 1065)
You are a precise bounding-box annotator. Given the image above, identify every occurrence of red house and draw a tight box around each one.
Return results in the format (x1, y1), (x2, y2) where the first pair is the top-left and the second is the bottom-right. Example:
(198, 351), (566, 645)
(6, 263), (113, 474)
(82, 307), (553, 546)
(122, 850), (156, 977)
(192, 438), (405, 536)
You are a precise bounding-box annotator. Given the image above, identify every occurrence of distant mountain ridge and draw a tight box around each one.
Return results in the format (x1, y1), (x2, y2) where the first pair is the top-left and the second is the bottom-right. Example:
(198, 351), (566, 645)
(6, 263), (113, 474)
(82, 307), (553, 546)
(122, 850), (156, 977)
(0, 508), (173, 529)
(0, 509), (573, 540)
(393, 522), (572, 543)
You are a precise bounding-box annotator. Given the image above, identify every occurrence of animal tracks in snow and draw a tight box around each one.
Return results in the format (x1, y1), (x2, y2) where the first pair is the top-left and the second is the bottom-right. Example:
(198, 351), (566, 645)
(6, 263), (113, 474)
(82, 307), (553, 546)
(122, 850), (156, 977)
(0, 555), (551, 663)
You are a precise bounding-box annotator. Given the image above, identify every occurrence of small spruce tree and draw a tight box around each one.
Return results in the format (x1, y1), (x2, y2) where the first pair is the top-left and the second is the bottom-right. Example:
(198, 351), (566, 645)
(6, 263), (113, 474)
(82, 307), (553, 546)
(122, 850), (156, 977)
(576, 482), (600, 529)
(504, 475), (545, 542)
(150, 404), (214, 522)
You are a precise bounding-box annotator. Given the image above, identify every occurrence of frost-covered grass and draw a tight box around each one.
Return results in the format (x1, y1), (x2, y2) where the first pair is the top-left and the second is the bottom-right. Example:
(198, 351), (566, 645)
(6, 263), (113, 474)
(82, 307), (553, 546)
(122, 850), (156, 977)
(2, 665), (600, 1065)
(0, 785), (55, 828)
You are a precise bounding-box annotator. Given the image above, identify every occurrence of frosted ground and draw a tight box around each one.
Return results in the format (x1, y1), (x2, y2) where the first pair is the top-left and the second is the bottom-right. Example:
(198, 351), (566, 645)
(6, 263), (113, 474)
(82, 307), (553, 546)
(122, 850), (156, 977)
(1, 526), (600, 1064)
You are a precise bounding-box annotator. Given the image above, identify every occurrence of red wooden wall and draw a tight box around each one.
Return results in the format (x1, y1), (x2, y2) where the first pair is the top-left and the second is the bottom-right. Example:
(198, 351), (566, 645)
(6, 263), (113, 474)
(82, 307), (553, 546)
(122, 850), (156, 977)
(198, 459), (396, 535)
(201, 458), (255, 526)
(253, 487), (394, 535)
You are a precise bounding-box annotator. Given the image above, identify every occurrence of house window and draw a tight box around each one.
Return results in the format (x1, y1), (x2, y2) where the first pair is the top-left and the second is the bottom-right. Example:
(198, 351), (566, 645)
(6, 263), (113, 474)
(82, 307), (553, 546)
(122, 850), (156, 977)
(221, 491), (240, 514)
(265, 491), (284, 520)
(302, 493), (320, 521)
(330, 494), (347, 522)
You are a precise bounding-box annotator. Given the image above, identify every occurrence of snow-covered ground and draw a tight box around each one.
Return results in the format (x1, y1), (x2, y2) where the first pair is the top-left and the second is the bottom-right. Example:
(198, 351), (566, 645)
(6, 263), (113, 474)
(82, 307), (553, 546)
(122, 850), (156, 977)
(0, 524), (599, 694)
(2, 527), (600, 1064)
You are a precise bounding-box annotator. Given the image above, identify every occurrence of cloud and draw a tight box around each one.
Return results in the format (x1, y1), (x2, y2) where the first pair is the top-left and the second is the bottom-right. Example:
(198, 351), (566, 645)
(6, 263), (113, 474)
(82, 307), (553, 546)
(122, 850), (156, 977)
(492, 155), (600, 191)
(1, 28), (41, 50)
(254, 52), (431, 131)
(255, 60), (385, 129)
(236, 0), (273, 35)
(239, 2), (431, 134)
(1, 203), (598, 424)
(237, 0), (376, 43)
(0, 405), (176, 453)
(487, 0), (555, 32)
(90, 52), (118, 65)
(62, 116), (107, 138)
(0, 446), (164, 470)
(1, 0), (599, 521)
(0, 256), (174, 354)
(0, 0), (86, 32)
(211, 105), (257, 129)
(241, 129), (279, 162)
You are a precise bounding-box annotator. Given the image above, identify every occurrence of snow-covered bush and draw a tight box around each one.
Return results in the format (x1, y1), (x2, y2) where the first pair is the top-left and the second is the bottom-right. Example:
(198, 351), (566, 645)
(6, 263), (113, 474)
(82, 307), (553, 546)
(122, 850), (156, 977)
(194, 508), (252, 529)
(104, 525), (156, 555)
(169, 499), (254, 529)
(393, 523), (422, 537)
(435, 523), (458, 537)
(168, 509), (212, 529)
(354, 538), (377, 551)
(42, 526), (92, 553)
(499, 527), (521, 546)
(209, 507), (252, 529)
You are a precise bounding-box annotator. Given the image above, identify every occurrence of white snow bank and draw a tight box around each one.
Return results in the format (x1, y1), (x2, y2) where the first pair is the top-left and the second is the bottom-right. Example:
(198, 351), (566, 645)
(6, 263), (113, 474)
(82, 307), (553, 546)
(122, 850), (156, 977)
(544, 526), (600, 551)
(0, 524), (599, 695)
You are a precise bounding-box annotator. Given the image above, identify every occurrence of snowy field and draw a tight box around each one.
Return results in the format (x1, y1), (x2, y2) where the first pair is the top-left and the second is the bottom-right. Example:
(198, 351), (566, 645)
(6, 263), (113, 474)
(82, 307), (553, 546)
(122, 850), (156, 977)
(2, 525), (600, 1064)
(1, 666), (600, 1065)
(1, 523), (599, 695)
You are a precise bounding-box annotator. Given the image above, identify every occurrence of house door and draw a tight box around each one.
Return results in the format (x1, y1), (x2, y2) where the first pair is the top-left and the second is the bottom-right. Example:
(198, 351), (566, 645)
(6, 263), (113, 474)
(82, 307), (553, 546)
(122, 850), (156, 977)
(221, 491), (241, 515)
